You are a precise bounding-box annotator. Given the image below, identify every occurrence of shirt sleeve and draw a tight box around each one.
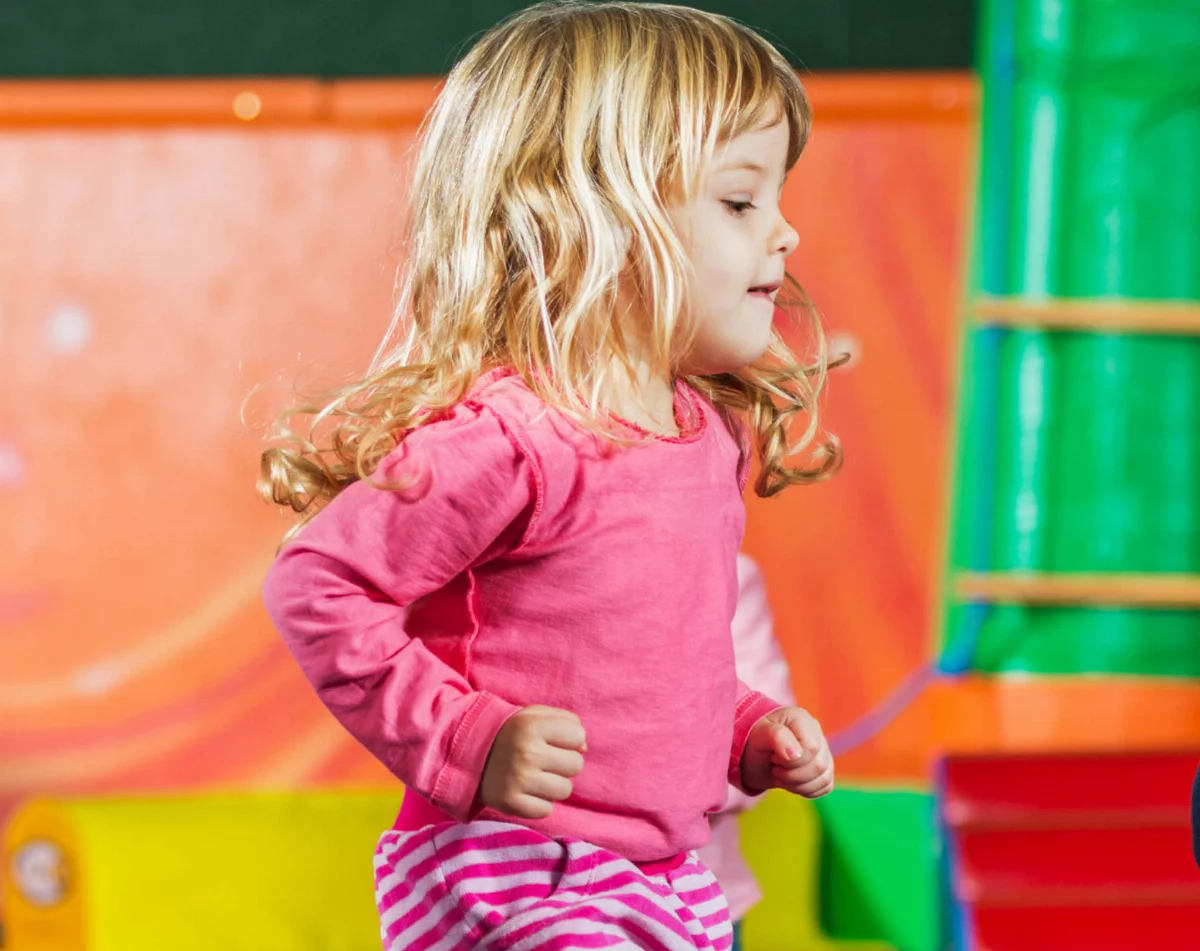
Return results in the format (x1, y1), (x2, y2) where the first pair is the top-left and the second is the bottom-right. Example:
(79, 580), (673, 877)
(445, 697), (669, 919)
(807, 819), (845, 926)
(261, 399), (538, 820)
(725, 553), (791, 795)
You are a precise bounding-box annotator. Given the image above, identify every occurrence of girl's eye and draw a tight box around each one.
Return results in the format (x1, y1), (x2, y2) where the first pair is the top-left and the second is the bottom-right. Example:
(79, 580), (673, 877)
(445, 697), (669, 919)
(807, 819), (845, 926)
(722, 199), (755, 217)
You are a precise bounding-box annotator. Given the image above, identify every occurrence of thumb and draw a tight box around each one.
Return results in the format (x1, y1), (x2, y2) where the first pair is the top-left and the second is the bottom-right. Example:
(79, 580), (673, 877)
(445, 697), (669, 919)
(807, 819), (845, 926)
(777, 708), (826, 765)
(767, 721), (804, 765)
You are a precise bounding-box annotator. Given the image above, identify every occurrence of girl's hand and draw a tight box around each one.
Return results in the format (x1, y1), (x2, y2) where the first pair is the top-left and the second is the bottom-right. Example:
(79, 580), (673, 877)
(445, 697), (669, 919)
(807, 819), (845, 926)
(479, 705), (587, 819)
(740, 706), (834, 799)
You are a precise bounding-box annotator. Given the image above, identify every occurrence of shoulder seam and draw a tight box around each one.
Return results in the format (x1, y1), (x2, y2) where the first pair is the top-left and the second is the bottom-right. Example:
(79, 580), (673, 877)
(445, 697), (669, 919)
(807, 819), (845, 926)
(469, 399), (545, 552)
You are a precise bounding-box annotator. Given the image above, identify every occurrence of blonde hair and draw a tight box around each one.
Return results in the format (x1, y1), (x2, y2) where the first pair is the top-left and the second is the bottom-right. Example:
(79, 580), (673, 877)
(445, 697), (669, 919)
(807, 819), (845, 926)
(261, 0), (840, 527)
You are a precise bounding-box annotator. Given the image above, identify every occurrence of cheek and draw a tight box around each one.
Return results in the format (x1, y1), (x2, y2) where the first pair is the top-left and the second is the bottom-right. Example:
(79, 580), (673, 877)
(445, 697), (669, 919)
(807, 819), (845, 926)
(693, 243), (748, 302)
(679, 210), (755, 311)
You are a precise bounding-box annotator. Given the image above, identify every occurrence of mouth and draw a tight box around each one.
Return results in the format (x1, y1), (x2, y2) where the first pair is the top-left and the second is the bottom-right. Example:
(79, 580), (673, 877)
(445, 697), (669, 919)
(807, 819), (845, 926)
(747, 280), (782, 302)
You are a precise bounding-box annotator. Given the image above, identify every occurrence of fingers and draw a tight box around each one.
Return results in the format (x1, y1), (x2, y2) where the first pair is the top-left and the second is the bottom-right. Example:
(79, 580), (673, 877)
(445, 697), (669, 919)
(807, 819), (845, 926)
(772, 752), (829, 784)
(480, 705), (587, 820)
(772, 748), (834, 799)
(742, 708), (826, 796)
(526, 770), (574, 804)
(489, 760), (576, 819)
(506, 793), (555, 820)
(536, 713), (588, 753)
(771, 711), (826, 769)
(774, 768), (834, 798)
(496, 754), (577, 819)
(542, 746), (586, 779)
(752, 707), (835, 799)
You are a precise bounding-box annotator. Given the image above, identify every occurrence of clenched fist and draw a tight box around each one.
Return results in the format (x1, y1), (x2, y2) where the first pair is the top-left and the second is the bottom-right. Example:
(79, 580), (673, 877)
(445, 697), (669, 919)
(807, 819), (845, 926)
(479, 705), (587, 819)
(740, 706), (834, 799)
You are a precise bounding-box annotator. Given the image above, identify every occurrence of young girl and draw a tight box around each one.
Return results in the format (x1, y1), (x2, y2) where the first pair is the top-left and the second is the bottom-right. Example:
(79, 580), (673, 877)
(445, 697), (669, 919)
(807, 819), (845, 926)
(260, 3), (839, 949)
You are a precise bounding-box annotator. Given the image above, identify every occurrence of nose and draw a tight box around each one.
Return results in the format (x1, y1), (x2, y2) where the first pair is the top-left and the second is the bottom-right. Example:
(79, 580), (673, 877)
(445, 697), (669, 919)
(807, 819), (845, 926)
(774, 214), (799, 257)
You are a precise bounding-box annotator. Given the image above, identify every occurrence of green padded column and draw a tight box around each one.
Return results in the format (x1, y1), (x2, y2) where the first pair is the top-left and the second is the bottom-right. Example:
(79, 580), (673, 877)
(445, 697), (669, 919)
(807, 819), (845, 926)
(950, 0), (1200, 675)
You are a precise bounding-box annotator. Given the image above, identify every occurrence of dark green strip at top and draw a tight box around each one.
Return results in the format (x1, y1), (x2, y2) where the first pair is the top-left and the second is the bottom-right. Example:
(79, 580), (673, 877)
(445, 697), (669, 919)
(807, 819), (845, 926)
(0, 0), (975, 77)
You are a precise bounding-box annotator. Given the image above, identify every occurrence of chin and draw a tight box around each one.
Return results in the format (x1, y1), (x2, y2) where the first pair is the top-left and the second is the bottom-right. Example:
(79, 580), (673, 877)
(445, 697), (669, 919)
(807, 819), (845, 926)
(684, 315), (775, 374)
(738, 326), (775, 367)
(694, 342), (772, 375)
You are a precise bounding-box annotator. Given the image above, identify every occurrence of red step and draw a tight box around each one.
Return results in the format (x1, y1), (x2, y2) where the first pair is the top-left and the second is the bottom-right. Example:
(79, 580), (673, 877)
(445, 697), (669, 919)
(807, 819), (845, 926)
(942, 751), (1197, 829)
(972, 903), (1200, 951)
(940, 752), (1200, 951)
(957, 825), (1199, 902)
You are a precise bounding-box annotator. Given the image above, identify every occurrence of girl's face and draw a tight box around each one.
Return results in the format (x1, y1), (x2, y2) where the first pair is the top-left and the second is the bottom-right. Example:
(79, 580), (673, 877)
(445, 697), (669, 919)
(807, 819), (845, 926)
(671, 116), (800, 375)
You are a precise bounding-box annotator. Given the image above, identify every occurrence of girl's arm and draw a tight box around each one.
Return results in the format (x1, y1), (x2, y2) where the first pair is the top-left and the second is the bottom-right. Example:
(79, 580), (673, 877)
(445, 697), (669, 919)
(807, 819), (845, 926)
(262, 401), (537, 821)
(725, 553), (796, 805)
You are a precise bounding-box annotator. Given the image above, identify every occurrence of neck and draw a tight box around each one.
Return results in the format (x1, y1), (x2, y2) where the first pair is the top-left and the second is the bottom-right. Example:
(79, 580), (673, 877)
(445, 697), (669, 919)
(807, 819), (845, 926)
(603, 279), (679, 435)
(601, 356), (678, 436)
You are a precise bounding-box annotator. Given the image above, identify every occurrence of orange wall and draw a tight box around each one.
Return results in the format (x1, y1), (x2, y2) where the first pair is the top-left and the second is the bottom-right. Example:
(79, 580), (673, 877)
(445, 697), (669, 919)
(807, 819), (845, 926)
(752, 75), (974, 779)
(0, 76), (975, 829)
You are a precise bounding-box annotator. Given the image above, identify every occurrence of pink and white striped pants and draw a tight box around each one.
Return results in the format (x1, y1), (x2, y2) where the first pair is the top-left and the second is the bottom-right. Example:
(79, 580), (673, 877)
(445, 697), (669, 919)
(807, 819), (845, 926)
(373, 821), (734, 951)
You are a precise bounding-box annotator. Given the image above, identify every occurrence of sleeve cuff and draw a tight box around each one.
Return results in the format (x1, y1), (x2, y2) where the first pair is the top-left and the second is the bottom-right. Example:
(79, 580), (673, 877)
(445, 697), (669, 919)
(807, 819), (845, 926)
(429, 690), (523, 821)
(727, 690), (784, 793)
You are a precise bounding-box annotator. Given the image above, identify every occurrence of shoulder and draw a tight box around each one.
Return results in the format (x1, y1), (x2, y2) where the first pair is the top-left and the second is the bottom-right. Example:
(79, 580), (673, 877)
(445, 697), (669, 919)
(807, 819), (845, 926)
(465, 368), (553, 443)
(465, 368), (593, 474)
(380, 391), (520, 466)
(368, 384), (534, 504)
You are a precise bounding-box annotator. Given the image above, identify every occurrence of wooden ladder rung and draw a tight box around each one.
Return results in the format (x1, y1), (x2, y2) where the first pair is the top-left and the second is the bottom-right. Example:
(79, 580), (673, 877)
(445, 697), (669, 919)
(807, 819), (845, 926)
(972, 297), (1200, 335)
(955, 572), (1200, 608)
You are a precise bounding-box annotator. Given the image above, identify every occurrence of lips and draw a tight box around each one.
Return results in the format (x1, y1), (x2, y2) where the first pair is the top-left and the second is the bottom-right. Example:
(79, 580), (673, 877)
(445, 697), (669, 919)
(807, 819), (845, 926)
(748, 280), (782, 300)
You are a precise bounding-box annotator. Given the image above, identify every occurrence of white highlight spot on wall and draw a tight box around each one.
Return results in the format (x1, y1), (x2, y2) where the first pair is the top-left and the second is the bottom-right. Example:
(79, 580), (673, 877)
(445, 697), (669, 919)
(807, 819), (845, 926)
(828, 331), (862, 369)
(74, 661), (125, 697)
(46, 303), (93, 354)
(0, 439), (26, 489)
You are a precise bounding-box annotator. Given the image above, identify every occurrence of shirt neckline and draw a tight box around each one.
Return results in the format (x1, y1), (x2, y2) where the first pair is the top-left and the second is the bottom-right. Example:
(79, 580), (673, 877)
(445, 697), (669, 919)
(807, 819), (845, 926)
(475, 367), (709, 445)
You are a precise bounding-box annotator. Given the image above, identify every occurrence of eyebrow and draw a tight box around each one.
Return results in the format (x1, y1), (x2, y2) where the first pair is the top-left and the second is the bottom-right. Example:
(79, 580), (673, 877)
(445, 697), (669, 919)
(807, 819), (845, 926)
(717, 161), (768, 175)
(714, 160), (788, 188)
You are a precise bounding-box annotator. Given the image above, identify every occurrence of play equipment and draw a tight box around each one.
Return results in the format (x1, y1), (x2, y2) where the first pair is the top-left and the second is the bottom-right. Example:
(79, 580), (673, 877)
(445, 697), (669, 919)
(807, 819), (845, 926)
(948, 0), (1200, 676)
(814, 790), (940, 951)
(738, 790), (894, 951)
(2, 786), (903, 951)
(940, 751), (1200, 950)
(928, 4), (1200, 948)
(2, 791), (400, 951)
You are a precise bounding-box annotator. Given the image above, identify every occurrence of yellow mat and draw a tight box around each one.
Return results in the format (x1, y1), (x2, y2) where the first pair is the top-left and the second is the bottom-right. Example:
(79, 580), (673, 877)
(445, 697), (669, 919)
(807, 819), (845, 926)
(739, 790), (893, 951)
(3, 790), (400, 951)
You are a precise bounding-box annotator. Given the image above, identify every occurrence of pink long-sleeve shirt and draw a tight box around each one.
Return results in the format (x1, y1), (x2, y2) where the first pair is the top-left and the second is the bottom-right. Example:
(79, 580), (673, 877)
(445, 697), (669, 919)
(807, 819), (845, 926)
(262, 368), (782, 862)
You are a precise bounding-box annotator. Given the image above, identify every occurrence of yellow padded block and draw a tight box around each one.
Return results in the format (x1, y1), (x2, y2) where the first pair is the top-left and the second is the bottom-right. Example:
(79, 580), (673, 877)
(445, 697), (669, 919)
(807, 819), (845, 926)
(738, 791), (893, 951)
(7, 788), (893, 950)
(3, 791), (401, 951)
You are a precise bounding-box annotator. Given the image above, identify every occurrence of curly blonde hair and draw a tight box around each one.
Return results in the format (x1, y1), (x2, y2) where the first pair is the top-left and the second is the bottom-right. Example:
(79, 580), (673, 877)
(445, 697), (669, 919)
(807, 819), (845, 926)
(261, 1), (840, 527)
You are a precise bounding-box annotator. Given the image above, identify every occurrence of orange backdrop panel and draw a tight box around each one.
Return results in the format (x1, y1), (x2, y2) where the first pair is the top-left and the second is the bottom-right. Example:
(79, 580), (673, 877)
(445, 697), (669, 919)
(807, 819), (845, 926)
(0, 76), (973, 829)
(750, 74), (974, 779)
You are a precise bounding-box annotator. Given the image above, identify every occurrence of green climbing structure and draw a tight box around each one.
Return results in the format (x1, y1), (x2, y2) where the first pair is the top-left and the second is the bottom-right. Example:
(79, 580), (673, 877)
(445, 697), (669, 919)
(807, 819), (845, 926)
(947, 0), (1200, 676)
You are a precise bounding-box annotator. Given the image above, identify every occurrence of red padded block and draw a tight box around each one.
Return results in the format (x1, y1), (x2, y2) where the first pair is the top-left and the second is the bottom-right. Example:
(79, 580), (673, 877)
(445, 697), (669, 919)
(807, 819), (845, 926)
(972, 903), (1200, 951)
(957, 825), (1199, 902)
(942, 753), (1200, 950)
(943, 752), (1198, 829)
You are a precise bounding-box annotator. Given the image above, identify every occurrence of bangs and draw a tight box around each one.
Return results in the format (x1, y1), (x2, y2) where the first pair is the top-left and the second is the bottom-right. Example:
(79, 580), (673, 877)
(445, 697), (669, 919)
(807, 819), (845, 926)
(714, 38), (811, 169)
